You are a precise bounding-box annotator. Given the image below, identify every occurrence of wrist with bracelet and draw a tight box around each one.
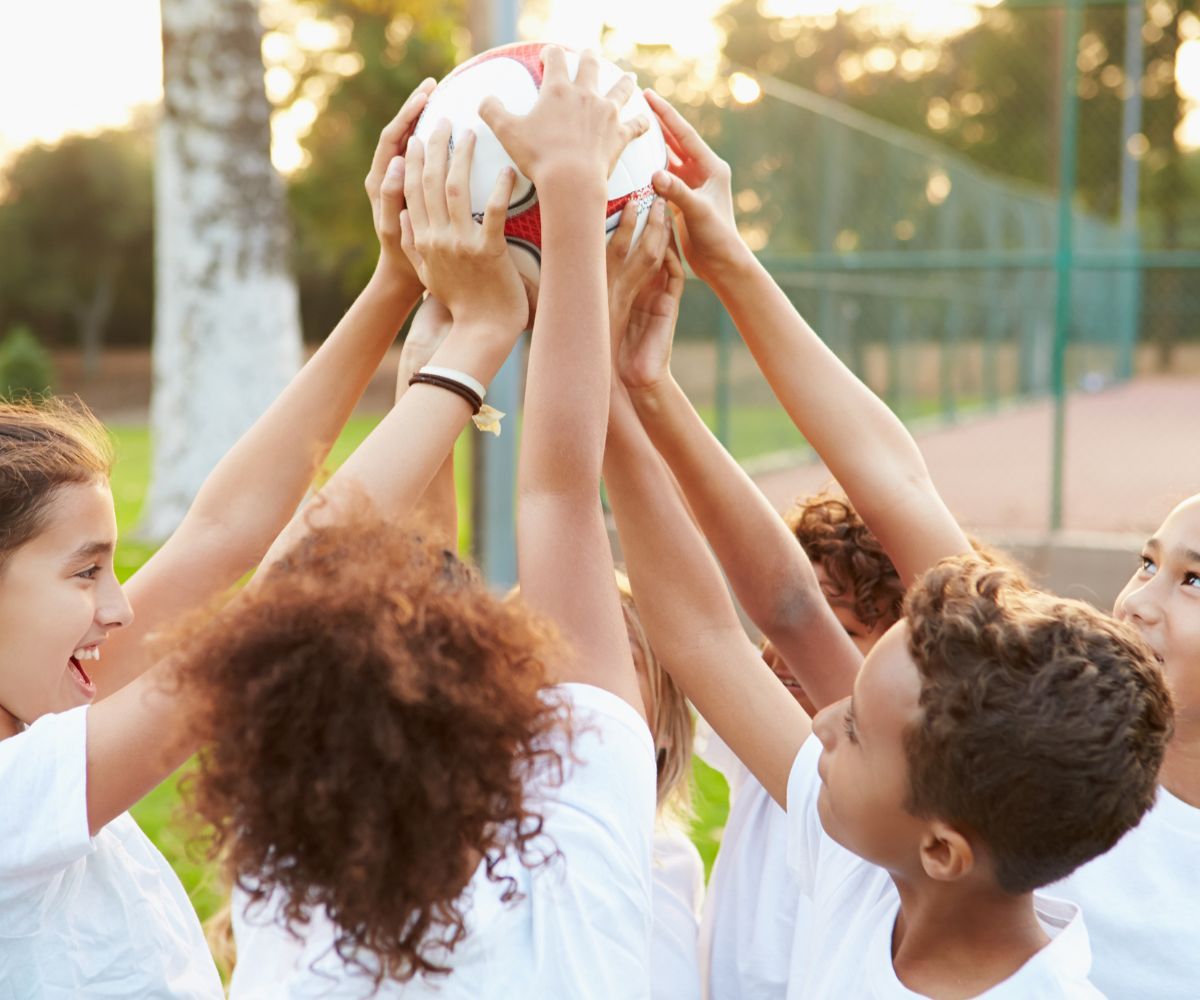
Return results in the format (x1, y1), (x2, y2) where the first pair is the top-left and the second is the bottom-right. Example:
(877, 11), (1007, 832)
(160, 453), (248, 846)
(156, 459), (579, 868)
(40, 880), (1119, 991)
(407, 366), (506, 436)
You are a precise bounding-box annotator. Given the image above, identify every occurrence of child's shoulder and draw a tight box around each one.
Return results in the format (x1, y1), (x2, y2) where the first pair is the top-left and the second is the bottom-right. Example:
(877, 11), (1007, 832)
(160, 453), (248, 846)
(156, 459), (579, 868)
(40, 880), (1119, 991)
(0, 706), (91, 887)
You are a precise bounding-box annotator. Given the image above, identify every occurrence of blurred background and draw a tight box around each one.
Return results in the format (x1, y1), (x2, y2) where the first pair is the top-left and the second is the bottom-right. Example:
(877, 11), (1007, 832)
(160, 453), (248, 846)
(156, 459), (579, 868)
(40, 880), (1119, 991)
(1, 0), (1197, 930)
(1, 1), (1196, 542)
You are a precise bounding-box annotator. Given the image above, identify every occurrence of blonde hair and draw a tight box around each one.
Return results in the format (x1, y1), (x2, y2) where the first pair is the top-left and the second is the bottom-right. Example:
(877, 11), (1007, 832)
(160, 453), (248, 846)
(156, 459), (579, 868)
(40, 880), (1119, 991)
(614, 571), (694, 821)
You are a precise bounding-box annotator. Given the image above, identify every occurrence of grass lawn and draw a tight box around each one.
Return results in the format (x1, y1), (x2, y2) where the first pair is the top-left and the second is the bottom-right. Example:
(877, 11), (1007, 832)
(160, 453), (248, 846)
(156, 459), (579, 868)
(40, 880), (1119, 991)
(109, 418), (733, 930)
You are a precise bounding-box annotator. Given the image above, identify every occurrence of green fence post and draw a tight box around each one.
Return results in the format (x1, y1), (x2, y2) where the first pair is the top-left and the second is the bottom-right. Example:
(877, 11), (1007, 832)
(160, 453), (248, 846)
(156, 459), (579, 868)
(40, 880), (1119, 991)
(887, 303), (910, 419)
(716, 308), (734, 449)
(1050, 0), (1084, 535)
(1117, 0), (1146, 381)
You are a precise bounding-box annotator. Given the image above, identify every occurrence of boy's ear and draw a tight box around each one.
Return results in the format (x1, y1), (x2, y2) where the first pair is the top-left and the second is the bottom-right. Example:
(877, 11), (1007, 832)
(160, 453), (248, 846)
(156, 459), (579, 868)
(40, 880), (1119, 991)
(918, 820), (975, 882)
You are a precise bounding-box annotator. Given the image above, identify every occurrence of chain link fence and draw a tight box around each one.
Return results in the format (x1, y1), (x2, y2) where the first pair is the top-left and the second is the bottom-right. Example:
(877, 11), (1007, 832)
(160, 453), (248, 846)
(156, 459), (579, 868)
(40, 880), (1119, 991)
(634, 0), (1199, 479)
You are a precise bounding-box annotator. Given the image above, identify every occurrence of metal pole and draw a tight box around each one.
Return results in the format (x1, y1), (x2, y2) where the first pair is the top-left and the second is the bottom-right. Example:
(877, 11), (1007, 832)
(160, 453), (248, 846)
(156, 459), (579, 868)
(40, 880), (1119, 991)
(1050, 0), (1084, 535)
(716, 309), (733, 447)
(476, 0), (522, 587)
(1117, 0), (1145, 380)
(1119, 0), (1145, 236)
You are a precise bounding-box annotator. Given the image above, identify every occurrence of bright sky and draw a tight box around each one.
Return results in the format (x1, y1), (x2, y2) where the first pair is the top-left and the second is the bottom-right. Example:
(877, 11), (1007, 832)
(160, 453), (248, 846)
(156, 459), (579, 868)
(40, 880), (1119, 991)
(2, 0), (1199, 168)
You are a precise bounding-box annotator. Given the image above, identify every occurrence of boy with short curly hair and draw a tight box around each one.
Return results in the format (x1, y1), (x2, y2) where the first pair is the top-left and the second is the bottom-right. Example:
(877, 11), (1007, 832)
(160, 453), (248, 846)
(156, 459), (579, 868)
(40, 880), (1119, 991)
(603, 370), (1173, 992)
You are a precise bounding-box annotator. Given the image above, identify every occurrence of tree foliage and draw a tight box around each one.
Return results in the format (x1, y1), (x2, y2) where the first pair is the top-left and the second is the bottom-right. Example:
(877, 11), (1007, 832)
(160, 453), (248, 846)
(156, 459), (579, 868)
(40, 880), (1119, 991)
(282, 0), (465, 339)
(0, 120), (154, 357)
(715, 0), (1197, 232)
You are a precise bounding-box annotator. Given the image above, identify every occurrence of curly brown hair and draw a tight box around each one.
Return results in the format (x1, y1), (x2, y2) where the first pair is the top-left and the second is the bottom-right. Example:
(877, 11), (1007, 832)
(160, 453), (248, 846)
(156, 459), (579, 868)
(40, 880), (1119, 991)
(903, 556), (1174, 894)
(786, 492), (904, 631)
(178, 514), (568, 985)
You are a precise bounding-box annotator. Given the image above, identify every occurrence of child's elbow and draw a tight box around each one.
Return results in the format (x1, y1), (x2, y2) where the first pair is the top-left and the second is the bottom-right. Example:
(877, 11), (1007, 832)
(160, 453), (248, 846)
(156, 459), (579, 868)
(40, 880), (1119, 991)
(762, 579), (827, 640)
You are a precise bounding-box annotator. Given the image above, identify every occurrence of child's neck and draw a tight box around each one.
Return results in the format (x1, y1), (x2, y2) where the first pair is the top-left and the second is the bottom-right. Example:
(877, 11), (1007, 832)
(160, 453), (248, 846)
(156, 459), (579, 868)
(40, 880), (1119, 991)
(891, 879), (1049, 1000)
(1160, 722), (1200, 808)
(0, 706), (21, 741)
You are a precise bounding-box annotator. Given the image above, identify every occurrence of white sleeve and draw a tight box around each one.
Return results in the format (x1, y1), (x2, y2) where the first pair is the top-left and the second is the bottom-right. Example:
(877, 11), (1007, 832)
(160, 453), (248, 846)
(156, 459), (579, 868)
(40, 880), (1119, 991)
(549, 683), (657, 857)
(0, 706), (94, 921)
(784, 733), (825, 899)
(529, 684), (658, 997)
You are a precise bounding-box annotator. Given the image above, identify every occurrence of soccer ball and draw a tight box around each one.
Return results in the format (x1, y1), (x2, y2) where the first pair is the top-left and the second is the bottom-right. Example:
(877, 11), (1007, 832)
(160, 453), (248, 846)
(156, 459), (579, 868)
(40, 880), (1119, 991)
(412, 42), (667, 287)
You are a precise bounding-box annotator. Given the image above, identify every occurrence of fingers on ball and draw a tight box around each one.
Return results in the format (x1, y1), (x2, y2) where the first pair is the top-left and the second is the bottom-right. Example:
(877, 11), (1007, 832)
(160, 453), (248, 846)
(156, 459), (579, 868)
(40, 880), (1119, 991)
(482, 168), (515, 243)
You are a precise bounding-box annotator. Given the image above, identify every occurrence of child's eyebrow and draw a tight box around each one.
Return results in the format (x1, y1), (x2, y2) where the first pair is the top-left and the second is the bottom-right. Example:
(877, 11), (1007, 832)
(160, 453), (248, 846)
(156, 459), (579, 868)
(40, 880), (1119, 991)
(66, 541), (115, 563)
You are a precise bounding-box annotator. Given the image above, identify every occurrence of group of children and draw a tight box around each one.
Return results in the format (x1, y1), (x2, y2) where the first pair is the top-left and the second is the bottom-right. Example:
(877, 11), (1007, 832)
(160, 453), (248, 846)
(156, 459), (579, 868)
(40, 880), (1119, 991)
(0, 47), (1196, 999)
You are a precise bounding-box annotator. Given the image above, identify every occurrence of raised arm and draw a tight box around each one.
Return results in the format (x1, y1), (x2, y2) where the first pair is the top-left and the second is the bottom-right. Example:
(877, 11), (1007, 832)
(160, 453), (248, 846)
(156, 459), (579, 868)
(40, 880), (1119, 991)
(99, 81), (438, 698)
(479, 48), (648, 713)
(83, 125), (526, 835)
(604, 380), (820, 806)
(395, 295), (458, 545)
(607, 219), (861, 710)
(645, 90), (970, 586)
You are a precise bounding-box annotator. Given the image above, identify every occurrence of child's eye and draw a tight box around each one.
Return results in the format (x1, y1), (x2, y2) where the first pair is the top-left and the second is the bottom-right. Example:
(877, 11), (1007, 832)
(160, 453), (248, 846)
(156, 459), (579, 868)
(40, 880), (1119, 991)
(76, 565), (101, 581)
(1139, 556), (1157, 576)
(842, 712), (858, 745)
(1184, 572), (1200, 589)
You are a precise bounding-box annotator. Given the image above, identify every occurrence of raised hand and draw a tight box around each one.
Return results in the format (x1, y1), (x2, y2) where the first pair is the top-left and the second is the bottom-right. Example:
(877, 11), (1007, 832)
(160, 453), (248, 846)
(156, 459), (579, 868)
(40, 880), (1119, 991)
(644, 89), (746, 285)
(399, 121), (527, 334)
(619, 247), (685, 395)
(366, 79), (437, 291)
(480, 46), (649, 189)
(606, 197), (670, 343)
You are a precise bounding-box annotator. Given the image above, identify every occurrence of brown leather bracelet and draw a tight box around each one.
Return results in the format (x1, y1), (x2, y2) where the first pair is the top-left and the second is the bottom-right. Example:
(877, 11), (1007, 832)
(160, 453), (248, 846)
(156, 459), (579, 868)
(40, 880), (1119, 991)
(407, 372), (483, 414)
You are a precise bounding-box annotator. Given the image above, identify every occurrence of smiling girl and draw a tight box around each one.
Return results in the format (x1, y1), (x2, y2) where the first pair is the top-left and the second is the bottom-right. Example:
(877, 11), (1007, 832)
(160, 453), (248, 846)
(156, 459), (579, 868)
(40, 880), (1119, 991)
(0, 81), (437, 996)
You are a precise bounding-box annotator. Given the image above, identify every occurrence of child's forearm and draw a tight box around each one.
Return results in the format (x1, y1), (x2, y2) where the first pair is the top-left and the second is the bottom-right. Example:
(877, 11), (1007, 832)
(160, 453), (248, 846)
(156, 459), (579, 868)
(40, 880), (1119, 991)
(708, 255), (969, 584)
(520, 180), (612, 497)
(631, 377), (859, 709)
(99, 274), (422, 701)
(261, 318), (511, 566)
(185, 271), (422, 568)
(604, 391), (813, 805)
(412, 453), (457, 546)
(396, 354), (458, 546)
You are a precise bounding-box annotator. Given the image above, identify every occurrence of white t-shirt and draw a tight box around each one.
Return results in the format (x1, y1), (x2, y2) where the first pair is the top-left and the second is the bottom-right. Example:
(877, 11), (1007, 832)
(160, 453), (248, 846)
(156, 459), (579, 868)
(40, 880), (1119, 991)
(0, 706), (223, 999)
(230, 682), (657, 998)
(1050, 784), (1200, 999)
(651, 824), (705, 1000)
(695, 725), (803, 1000)
(785, 735), (1103, 999)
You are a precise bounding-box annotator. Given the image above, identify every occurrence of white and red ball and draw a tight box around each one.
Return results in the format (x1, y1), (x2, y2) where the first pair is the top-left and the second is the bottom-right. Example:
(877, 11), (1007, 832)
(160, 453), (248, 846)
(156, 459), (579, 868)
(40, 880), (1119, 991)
(413, 42), (667, 287)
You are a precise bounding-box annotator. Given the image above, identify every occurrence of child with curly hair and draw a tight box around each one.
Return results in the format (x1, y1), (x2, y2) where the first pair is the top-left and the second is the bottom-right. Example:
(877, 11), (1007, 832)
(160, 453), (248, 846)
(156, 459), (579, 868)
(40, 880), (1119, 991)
(182, 47), (662, 998)
(0, 80), (441, 997)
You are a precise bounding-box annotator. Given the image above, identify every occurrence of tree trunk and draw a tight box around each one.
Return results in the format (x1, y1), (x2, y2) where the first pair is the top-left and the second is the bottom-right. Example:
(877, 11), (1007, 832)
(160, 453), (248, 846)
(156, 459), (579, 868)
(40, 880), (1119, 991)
(142, 0), (302, 539)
